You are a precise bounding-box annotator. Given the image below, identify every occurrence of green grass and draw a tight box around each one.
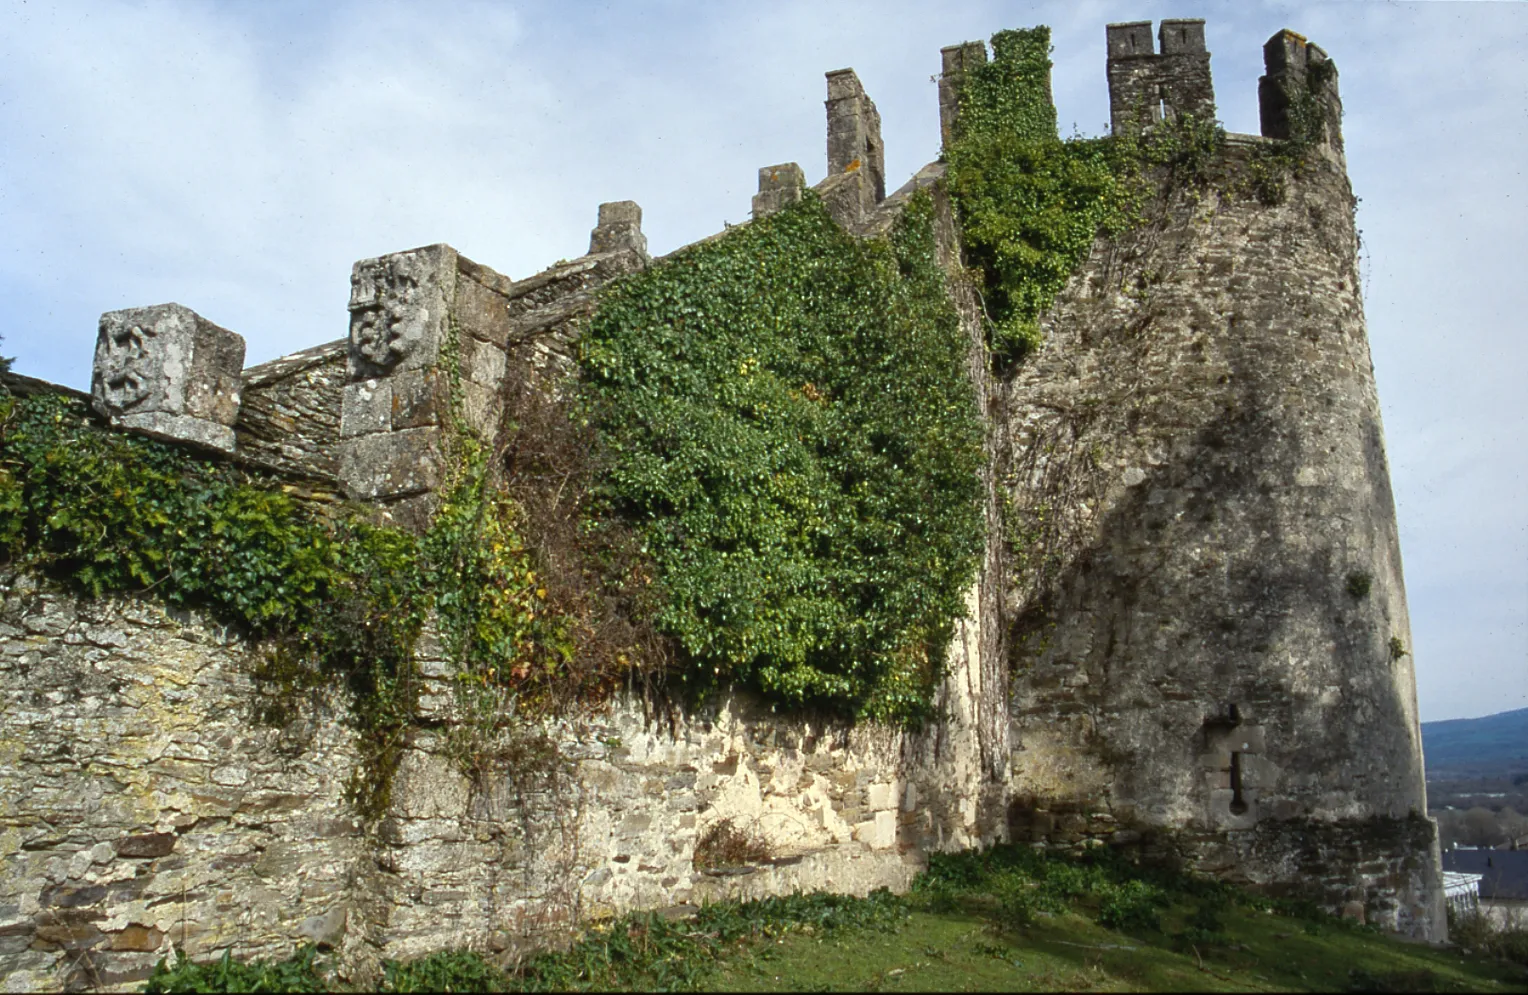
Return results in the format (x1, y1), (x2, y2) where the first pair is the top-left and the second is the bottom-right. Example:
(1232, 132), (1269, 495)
(140, 847), (1528, 993)
(702, 900), (1523, 993)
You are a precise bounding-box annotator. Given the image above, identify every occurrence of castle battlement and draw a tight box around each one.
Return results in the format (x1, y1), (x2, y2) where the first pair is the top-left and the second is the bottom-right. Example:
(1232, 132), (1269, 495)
(1106, 18), (1215, 136)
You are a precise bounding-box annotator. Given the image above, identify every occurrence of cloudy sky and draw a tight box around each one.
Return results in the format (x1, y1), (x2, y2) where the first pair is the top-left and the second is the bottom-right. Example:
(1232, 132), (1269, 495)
(1, 0), (1522, 722)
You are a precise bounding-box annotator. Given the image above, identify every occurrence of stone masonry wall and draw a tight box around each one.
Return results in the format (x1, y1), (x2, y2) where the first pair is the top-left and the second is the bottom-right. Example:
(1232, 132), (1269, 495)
(235, 341), (348, 480)
(998, 136), (1441, 938)
(0, 570), (995, 991)
(1, 23), (1447, 989)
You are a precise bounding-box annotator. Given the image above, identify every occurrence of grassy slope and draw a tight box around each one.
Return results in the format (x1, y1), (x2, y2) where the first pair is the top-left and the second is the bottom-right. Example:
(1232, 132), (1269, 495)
(701, 900), (1524, 993)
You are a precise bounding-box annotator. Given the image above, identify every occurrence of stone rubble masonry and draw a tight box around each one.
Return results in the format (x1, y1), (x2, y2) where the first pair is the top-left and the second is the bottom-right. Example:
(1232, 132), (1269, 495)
(235, 341), (348, 480)
(91, 304), (247, 454)
(0, 20), (1448, 990)
(1106, 19), (1216, 137)
(0, 579), (989, 990)
(938, 41), (989, 148)
(751, 163), (806, 220)
(999, 112), (1440, 936)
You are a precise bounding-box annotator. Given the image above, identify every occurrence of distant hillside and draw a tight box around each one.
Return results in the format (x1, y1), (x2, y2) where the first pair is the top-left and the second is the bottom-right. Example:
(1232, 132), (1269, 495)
(1422, 707), (1528, 774)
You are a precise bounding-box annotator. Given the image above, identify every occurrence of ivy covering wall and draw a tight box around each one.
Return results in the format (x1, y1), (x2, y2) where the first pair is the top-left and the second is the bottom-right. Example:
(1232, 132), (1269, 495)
(0, 389), (566, 815)
(578, 192), (985, 722)
(945, 26), (1221, 361)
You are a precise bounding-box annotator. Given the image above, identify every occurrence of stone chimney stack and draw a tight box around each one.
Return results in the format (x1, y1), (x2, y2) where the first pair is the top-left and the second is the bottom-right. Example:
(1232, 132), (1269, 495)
(819, 69), (885, 226)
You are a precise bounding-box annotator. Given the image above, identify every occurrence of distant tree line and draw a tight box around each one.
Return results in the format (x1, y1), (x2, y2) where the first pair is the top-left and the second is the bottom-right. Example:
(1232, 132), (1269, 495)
(1437, 806), (1528, 850)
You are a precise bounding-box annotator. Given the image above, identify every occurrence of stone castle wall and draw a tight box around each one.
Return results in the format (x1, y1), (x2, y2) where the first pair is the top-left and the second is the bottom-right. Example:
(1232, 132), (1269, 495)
(0, 579), (995, 991)
(0, 18), (1447, 991)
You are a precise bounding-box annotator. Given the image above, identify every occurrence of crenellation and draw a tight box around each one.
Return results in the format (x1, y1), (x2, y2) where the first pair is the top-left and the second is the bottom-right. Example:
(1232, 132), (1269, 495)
(751, 162), (805, 219)
(820, 68), (885, 226)
(588, 200), (648, 259)
(1106, 17), (1214, 137)
(1259, 29), (1344, 156)
(1158, 17), (1206, 55)
(1105, 20), (1154, 59)
(0, 20), (1449, 988)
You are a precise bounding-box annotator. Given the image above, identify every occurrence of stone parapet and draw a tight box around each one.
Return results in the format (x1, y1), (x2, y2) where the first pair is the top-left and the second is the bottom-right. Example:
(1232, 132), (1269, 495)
(236, 340), (348, 479)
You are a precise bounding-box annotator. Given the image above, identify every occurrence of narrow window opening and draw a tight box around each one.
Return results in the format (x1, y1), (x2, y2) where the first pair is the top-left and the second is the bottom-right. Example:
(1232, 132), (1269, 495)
(1227, 703), (1241, 725)
(1229, 751), (1248, 815)
(1159, 97), (1169, 121)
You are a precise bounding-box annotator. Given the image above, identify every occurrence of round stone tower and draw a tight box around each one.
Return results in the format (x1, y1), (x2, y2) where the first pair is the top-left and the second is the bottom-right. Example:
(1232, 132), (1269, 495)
(999, 22), (1443, 939)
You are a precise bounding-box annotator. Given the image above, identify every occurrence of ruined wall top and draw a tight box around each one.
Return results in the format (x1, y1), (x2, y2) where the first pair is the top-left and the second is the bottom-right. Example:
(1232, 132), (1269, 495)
(79, 19), (1350, 491)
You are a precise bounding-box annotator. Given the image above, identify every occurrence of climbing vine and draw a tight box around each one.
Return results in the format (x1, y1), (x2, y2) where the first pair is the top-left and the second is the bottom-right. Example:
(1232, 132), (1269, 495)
(578, 191), (985, 723)
(944, 26), (1224, 362)
(0, 383), (576, 819)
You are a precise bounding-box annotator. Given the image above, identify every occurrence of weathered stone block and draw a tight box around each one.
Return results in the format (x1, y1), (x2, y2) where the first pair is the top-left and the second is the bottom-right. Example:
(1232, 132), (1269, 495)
(454, 272), (514, 349)
(337, 428), (442, 501)
(751, 163), (805, 220)
(461, 336), (506, 389)
(115, 833), (176, 859)
(589, 201), (647, 258)
(389, 369), (446, 431)
(108, 925), (164, 952)
(347, 245), (457, 381)
(340, 380), (392, 438)
(92, 303), (246, 453)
